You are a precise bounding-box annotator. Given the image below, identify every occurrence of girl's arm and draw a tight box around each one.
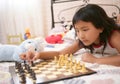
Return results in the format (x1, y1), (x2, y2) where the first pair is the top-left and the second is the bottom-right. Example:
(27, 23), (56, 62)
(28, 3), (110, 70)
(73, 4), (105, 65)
(20, 40), (82, 61)
(96, 55), (120, 66)
(34, 40), (81, 60)
(82, 53), (120, 66)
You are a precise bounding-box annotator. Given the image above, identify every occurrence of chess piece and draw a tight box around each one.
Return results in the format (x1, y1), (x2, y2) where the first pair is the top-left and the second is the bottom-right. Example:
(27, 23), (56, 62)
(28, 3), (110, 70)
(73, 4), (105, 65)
(69, 54), (73, 61)
(54, 56), (57, 63)
(31, 61), (35, 67)
(77, 61), (82, 70)
(20, 74), (26, 83)
(80, 63), (87, 72)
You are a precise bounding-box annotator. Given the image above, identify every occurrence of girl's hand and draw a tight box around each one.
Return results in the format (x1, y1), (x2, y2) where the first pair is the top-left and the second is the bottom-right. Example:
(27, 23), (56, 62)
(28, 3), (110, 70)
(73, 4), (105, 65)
(20, 53), (27, 60)
(32, 52), (41, 61)
(20, 51), (35, 61)
(81, 53), (97, 63)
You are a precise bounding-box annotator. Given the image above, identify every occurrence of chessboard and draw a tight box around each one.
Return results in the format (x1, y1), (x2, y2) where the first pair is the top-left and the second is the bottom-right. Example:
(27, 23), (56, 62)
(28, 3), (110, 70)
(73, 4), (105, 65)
(10, 54), (96, 84)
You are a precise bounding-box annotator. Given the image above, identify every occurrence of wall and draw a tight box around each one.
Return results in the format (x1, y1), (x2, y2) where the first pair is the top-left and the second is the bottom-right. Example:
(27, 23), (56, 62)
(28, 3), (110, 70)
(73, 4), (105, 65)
(0, 0), (120, 44)
(0, 0), (45, 44)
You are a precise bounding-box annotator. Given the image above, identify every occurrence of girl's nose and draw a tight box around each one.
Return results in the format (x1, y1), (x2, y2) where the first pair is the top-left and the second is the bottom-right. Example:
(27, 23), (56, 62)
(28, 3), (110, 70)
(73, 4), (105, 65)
(78, 32), (85, 39)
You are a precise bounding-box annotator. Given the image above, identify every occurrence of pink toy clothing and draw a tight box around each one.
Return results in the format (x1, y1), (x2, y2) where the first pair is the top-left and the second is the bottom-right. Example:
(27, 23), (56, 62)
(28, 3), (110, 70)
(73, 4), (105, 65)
(45, 34), (64, 44)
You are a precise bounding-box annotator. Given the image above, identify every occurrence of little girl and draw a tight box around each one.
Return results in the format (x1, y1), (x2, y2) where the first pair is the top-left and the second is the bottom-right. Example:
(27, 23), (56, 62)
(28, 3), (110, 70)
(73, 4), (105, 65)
(20, 4), (120, 66)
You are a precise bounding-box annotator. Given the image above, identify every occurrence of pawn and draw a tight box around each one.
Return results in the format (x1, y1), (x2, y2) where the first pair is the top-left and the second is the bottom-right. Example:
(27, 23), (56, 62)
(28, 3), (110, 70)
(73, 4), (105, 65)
(19, 74), (26, 83)
(80, 63), (87, 72)
(31, 61), (35, 67)
(30, 71), (36, 83)
(54, 56), (57, 63)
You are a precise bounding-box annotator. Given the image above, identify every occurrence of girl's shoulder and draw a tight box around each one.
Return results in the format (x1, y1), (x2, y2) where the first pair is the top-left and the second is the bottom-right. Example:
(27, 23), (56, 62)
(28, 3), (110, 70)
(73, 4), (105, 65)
(110, 30), (120, 48)
(111, 30), (120, 38)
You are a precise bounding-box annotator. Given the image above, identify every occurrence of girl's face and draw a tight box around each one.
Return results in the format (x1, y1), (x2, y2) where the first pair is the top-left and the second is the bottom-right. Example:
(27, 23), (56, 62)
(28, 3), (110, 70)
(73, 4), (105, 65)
(74, 21), (103, 46)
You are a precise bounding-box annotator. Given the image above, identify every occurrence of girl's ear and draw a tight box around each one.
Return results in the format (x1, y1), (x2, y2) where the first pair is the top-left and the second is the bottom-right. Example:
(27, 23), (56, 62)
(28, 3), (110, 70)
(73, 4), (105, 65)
(117, 14), (120, 24)
(99, 28), (104, 33)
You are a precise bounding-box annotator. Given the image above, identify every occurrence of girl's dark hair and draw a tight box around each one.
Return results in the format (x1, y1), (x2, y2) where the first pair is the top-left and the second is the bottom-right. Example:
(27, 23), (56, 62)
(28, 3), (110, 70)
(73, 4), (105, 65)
(72, 4), (120, 54)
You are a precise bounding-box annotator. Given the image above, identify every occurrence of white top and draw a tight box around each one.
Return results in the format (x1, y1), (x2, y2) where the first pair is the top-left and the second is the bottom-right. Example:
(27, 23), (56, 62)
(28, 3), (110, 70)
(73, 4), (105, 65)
(93, 42), (119, 58)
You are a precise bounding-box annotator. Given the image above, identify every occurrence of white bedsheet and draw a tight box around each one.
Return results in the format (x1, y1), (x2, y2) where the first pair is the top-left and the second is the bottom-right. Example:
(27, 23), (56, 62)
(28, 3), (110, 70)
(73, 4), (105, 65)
(0, 44), (120, 84)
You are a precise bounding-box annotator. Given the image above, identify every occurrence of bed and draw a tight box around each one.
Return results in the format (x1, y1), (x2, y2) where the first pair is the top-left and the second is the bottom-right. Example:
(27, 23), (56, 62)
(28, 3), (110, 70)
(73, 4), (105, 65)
(51, 0), (120, 28)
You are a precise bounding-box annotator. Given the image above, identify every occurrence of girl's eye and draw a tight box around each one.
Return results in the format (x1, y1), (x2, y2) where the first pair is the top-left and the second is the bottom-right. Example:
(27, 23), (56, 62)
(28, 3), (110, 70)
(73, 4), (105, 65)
(83, 29), (88, 31)
(75, 29), (79, 32)
(35, 48), (37, 51)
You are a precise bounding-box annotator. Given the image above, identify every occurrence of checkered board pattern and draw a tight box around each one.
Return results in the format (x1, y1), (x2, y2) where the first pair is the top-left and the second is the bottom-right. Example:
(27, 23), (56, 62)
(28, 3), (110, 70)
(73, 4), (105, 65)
(12, 59), (96, 84)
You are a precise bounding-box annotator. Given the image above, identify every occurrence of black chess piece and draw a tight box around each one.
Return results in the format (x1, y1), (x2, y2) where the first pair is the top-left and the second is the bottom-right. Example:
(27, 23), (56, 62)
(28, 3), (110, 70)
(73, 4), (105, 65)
(31, 61), (35, 67)
(20, 74), (26, 83)
(31, 71), (36, 80)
